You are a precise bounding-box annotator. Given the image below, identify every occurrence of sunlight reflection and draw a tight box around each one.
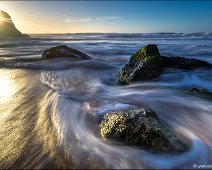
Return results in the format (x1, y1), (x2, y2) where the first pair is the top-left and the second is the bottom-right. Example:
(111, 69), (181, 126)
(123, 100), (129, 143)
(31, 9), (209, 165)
(0, 16), (11, 23)
(0, 70), (15, 103)
(0, 10), (11, 24)
(0, 11), (3, 23)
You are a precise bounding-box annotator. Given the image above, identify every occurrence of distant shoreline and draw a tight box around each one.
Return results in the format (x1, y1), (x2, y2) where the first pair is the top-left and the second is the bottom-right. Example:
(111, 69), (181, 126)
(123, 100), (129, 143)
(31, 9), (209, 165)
(28, 32), (211, 35)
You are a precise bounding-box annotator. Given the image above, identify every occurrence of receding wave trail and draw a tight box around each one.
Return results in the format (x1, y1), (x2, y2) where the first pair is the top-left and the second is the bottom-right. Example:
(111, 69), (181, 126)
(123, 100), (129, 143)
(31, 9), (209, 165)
(37, 60), (212, 169)
(0, 33), (211, 169)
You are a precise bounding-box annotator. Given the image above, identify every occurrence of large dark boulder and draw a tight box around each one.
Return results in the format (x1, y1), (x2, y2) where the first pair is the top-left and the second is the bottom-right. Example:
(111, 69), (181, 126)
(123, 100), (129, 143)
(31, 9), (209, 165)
(42, 45), (91, 60)
(0, 10), (29, 38)
(163, 56), (212, 70)
(118, 44), (212, 85)
(100, 108), (187, 153)
(118, 44), (162, 84)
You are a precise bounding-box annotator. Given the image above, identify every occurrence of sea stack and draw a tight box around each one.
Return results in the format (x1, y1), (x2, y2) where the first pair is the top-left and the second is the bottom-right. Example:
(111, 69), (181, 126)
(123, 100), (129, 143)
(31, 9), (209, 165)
(0, 10), (29, 38)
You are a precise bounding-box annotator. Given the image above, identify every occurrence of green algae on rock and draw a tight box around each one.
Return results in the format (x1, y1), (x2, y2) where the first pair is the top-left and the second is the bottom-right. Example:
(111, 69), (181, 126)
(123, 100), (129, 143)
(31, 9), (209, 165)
(100, 108), (187, 153)
(118, 44), (212, 85)
(118, 44), (162, 85)
(42, 45), (91, 60)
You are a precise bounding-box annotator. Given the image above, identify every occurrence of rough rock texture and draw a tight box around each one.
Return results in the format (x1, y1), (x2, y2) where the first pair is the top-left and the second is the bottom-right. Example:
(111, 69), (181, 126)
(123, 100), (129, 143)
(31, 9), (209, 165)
(0, 10), (29, 38)
(118, 44), (212, 85)
(163, 56), (212, 70)
(42, 45), (91, 60)
(100, 108), (187, 153)
(188, 88), (212, 100)
(118, 44), (162, 84)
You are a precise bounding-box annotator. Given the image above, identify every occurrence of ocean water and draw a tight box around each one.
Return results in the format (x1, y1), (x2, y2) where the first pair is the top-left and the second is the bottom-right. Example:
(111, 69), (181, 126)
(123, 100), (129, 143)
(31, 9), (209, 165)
(0, 33), (211, 169)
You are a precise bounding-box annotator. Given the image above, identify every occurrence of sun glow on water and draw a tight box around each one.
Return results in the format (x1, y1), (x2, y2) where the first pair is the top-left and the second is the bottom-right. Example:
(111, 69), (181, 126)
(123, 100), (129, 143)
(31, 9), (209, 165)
(0, 71), (15, 103)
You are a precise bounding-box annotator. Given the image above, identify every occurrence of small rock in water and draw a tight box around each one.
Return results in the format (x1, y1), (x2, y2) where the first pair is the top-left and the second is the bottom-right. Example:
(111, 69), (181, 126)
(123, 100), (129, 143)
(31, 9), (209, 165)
(42, 45), (91, 60)
(100, 108), (187, 153)
(118, 44), (162, 84)
(188, 87), (212, 100)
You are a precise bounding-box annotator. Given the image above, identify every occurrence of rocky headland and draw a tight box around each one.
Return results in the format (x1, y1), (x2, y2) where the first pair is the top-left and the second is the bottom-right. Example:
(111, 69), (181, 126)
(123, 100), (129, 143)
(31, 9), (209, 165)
(0, 10), (29, 38)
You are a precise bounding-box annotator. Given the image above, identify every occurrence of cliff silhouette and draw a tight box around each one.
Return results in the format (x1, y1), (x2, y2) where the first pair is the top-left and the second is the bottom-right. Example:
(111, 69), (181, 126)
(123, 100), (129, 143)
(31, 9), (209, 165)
(0, 10), (29, 38)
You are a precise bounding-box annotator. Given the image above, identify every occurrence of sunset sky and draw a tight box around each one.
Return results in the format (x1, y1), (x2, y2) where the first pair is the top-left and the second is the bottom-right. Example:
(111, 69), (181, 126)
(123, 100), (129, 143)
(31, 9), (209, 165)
(1, 1), (212, 34)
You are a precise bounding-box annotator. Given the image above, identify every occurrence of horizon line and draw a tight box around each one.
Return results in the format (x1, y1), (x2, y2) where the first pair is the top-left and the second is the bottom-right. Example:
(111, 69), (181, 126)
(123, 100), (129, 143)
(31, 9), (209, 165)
(27, 31), (211, 35)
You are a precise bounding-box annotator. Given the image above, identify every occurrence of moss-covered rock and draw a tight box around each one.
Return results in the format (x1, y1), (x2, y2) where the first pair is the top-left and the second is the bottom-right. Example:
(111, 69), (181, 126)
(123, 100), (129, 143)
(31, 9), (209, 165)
(42, 45), (91, 60)
(100, 108), (187, 153)
(118, 44), (212, 85)
(188, 88), (212, 100)
(118, 44), (162, 84)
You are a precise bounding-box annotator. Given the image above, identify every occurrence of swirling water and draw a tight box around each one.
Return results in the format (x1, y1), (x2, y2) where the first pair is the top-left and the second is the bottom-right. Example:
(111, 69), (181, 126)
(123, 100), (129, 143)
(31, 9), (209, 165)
(0, 33), (211, 169)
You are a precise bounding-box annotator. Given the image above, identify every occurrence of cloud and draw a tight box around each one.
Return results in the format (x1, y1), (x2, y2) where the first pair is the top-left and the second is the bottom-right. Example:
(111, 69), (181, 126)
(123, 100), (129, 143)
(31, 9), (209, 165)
(75, 18), (92, 22)
(65, 16), (121, 23)
(66, 17), (91, 23)
(95, 16), (121, 21)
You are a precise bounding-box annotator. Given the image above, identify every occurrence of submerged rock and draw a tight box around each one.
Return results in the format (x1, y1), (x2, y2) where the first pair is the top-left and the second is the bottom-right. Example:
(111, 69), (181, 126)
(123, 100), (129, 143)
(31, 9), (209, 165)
(118, 44), (212, 85)
(0, 10), (29, 38)
(118, 44), (162, 84)
(188, 88), (212, 100)
(42, 45), (91, 60)
(100, 108), (187, 153)
(163, 56), (212, 70)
